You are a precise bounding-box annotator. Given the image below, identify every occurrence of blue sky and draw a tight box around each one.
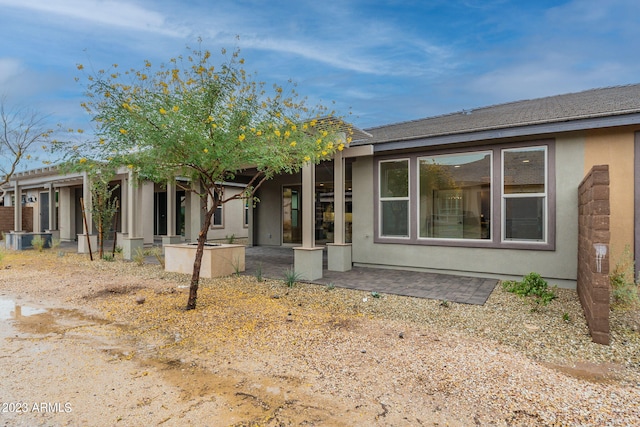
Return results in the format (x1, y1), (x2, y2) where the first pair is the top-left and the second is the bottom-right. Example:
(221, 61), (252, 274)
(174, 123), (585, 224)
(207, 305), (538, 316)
(1, 0), (639, 167)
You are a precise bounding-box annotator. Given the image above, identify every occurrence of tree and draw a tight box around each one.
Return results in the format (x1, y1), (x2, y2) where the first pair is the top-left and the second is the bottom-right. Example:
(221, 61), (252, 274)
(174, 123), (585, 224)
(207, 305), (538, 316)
(66, 44), (351, 310)
(89, 169), (119, 260)
(0, 96), (51, 197)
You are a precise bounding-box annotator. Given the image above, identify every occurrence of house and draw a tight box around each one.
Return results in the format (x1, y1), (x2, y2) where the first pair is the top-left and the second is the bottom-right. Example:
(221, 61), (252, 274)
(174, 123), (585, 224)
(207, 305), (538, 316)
(251, 83), (640, 289)
(4, 84), (639, 289)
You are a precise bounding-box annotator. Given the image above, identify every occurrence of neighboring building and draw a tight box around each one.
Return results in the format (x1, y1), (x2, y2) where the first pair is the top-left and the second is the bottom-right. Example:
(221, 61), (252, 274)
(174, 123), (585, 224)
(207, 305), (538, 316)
(1, 166), (250, 254)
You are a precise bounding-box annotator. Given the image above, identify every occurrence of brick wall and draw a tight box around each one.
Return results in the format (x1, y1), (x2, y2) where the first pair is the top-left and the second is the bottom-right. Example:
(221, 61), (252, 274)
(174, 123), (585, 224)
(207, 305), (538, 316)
(577, 165), (610, 345)
(0, 206), (33, 234)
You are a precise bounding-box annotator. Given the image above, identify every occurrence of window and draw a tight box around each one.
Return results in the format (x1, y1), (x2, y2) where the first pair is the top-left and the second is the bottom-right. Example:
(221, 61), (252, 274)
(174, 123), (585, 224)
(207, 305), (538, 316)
(211, 191), (223, 228)
(502, 147), (546, 241)
(419, 152), (491, 240)
(243, 199), (249, 228)
(375, 141), (553, 248)
(379, 159), (409, 237)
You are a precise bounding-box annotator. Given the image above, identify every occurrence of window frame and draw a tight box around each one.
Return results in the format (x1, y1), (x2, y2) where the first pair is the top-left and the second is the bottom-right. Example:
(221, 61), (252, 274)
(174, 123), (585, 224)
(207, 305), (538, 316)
(501, 146), (548, 244)
(377, 158), (411, 239)
(373, 140), (555, 250)
(417, 150), (493, 242)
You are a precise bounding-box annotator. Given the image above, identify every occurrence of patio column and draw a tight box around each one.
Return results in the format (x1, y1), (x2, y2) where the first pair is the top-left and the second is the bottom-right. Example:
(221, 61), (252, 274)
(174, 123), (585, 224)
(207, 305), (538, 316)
(162, 180), (181, 250)
(327, 144), (352, 272)
(47, 183), (59, 239)
(118, 175), (128, 242)
(57, 187), (73, 241)
(78, 171), (97, 254)
(13, 180), (22, 232)
(294, 162), (323, 280)
(122, 171), (143, 260)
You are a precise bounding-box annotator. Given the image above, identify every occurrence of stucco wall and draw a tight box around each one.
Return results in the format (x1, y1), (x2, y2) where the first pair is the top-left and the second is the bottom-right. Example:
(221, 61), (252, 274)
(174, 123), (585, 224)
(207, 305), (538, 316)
(206, 186), (249, 241)
(583, 128), (636, 268)
(351, 136), (586, 288)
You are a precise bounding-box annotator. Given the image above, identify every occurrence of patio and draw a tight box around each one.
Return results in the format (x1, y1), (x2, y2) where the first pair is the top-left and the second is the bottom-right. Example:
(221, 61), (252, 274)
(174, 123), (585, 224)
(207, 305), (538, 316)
(242, 246), (497, 305)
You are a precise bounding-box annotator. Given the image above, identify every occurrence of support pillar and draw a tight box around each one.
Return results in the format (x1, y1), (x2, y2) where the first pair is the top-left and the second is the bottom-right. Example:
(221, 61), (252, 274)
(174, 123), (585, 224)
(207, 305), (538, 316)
(13, 180), (22, 232)
(122, 171), (143, 260)
(327, 146), (352, 271)
(162, 180), (181, 251)
(46, 184), (59, 239)
(294, 162), (323, 280)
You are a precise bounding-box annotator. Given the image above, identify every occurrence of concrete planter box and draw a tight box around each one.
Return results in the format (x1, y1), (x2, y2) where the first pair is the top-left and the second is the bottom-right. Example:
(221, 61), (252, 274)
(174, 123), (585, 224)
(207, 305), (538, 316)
(164, 243), (245, 278)
(5, 232), (52, 250)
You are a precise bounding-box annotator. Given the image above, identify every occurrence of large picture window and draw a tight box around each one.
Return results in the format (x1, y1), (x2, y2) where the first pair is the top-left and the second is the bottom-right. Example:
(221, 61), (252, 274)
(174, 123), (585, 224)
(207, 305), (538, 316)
(375, 141), (553, 248)
(419, 152), (491, 239)
(502, 147), (546, 241)
(379, 159), (409, 237)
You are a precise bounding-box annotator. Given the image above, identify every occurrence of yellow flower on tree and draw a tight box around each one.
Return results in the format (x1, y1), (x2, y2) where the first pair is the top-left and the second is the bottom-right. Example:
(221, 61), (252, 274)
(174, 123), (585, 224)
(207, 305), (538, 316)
(203, 148), (209, 153)
(238, 134), (246, 141)
(304, 155), (311, 162)
(290, 141), (297, 147)
(159, 108), (167, 115)
(119, 128), (127, 134)
(172, 106), (179, 112)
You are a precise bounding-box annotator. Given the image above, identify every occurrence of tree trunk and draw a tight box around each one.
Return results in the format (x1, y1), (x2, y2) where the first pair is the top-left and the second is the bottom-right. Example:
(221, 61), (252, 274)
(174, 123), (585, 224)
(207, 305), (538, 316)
(185, 202), (216, 310)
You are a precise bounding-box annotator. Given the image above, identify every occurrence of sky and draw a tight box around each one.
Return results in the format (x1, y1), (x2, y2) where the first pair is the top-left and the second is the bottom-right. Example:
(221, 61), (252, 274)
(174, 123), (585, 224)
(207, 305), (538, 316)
(1, 0), (639, 168)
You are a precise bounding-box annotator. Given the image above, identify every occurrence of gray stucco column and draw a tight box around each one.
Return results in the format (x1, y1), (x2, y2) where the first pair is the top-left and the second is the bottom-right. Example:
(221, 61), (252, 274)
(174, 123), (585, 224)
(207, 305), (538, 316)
(162, 180), (181, 249)
(294, 162), (323, 280)
(122, 171), (143, 260)
(13, 180), (22, 232)
(47, 183), (59, 239)
(327, 147), (352, 271)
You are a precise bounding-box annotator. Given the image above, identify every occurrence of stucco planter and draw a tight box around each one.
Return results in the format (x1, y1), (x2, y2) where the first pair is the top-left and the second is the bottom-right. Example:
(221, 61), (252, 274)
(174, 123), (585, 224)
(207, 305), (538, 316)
(164, 243), (245, 278)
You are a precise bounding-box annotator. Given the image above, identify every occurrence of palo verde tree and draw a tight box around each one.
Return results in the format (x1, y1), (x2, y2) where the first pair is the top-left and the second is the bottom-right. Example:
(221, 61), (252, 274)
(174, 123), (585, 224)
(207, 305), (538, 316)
(89, 167), (119, 260)
(68, 44), (352, 310)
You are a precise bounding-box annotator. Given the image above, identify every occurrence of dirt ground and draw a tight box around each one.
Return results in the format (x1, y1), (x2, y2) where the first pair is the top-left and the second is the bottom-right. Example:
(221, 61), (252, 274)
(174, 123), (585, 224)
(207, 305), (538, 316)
(1, 249), (639, 426)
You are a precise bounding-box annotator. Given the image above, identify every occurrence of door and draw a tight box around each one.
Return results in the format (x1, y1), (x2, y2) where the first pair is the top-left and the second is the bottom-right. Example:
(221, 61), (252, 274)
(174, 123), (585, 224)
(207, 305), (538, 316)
(282, 186), (302, 244)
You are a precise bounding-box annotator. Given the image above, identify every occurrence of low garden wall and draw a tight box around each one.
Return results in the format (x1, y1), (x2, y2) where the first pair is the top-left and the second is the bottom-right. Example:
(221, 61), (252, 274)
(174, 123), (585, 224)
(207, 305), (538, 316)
(577, 165), (610, 345)
(0, 206), (33, 234)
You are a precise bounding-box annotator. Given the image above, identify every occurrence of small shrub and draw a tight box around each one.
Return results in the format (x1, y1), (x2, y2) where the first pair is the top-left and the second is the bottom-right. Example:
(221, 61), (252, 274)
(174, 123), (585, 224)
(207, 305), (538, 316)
(133, 247), (146, 266)
(610, 246), (640, 309)
(371, 291), (381, 298)
(50, 237), (61, 250)
(226, 234), (236, 244)
(149, 247), (165, 268)
(502, 272), (557, 310)
(102, 254), (115, 262)
(439, 299), (450, 308)
(31, 235), (46, 252)
(115, 246), (123, 254)
(562, 312), (571, 322)
(0, 231), (5, 241)
(255, 263), (263, 282)
(283, 268), (302, 288)
(231, 256), (242, 276)
(325, 283), (335, 291)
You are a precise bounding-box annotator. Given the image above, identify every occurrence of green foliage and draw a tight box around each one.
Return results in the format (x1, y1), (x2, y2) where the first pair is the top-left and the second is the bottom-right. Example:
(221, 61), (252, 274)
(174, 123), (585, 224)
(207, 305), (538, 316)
(102, 254), (115, 262)
(502, 272), (557, 310)
(0, 248), (5, 264)
(283, 268), (302, 288)
(31, 235), (46, 252)
(609, 246), (640, 309)
(0, 231), (5, 241)
(89, 170), (119, 259)
(50, 237), (61, 250)
(115, 246), (123, 254)
(226, 234), (236, 244)
(562, 312), (570, 322)
(371, 291), (381, 298)
(148, 247), (165, 268)
(133, 247), (146, 266)
(255, 262), (263, 282)
(325, 283), (335, 291)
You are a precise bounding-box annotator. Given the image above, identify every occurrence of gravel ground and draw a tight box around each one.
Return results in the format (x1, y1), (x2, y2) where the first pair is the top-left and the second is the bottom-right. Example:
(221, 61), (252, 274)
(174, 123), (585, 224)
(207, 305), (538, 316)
(1, 248), (639, 426)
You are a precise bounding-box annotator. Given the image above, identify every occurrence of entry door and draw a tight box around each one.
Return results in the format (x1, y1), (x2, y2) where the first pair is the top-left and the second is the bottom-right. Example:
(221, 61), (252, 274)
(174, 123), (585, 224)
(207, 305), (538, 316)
(40, 192), (49, 232)
(283, 186), (302, 244)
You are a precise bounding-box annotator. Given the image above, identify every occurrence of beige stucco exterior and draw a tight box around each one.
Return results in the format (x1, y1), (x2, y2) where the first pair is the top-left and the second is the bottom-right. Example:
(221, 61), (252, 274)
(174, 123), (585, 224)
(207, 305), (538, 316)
(583, 128), (637, 266)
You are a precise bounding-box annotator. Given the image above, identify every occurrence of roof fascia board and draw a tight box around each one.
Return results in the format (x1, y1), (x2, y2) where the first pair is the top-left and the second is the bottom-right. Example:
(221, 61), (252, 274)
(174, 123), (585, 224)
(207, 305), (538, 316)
(373, 113), (640, 153)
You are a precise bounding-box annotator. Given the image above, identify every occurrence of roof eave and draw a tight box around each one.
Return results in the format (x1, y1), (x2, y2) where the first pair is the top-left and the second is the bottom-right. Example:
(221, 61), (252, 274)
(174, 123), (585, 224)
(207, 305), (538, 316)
(371, 112), (640, 153)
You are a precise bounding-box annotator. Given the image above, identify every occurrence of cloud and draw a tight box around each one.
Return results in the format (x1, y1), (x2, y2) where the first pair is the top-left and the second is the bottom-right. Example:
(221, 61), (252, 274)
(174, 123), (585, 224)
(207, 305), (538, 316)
(0, 0), (188, 37)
